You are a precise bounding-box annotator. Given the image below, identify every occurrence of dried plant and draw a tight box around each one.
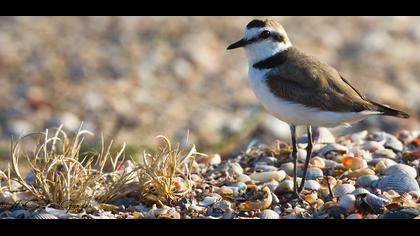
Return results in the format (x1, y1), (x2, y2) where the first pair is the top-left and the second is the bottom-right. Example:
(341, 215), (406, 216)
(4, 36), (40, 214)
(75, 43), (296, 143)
(137, 135), (205, 206)
(10, 125), (132, 211)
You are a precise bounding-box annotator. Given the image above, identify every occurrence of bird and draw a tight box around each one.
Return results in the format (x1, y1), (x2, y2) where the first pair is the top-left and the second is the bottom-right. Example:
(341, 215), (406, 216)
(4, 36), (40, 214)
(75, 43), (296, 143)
(227, 19), (410, 198)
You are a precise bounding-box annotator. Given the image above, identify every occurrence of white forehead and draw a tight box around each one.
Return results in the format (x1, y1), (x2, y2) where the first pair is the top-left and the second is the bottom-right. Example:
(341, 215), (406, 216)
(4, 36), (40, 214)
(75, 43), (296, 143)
(243, 27), (270, 40)
(243, 26), (286, 40)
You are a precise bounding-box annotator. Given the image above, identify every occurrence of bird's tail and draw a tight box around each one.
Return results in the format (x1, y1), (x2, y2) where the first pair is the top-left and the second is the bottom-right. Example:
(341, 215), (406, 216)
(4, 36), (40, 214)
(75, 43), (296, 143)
(371, 101), (410, 119)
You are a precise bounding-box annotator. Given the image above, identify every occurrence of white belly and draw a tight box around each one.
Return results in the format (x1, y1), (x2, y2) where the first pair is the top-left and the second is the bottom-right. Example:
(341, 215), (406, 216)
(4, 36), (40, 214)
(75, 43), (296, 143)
(248, 67), (380, 127)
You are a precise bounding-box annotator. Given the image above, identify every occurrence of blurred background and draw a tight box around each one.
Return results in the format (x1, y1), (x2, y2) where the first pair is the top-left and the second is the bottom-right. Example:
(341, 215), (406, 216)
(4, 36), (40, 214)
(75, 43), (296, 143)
(0, 16), (419, 168)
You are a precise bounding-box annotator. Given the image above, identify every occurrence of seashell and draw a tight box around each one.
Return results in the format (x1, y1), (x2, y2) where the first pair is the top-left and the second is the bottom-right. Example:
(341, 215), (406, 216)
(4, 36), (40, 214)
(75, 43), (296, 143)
(276, 179), (294, 193)
(352, 187), (371, 196)
(297, 149), (307, 163)
(346, 213), (363, 219)
(356, 175), (379, 187)
(304, 192), (318, 203)
(259, 209), (280, 219)
(199, 196), (221, 207)
(323, 159), (338, 169)
(249, 170), (286, 183)
(313, 199), (324, 210)
(382, 164), (417, 179)
(213, 200), (231, 210)
(188, 203), (205, 212)
(261, 156), (278, 166)
(45, 207), (77, 219)
(373, 132), (404, 152)
(303, 180), (320, 191)
(369, 158), (397, 167)
(408, 190), (420, 199)
(227, 162), (243, 176)
(309, 156), (325, 168)
(31, 213), (59, 219)
(339, 156), (368, 170)
(372, 149), (397, 159)
(339, 194), (356, 212)
(218, 186), (234, 195)
(351, 130), (368, 145)
(255, 164), (277, 172)
(380, 207), (420, 219)
(0, 191), (16, 204)
(374, 174), (420, 194)
(12, 210), (31, 219)
(279, 162), (296, 176)
(265, 180), (280, 192)
(197, 154), (221, 165)
(238, 186), (272, 211)
(346, 168), (375, 178)
(333, 184), (355, 197)
(318, 144), (348, 157)
(237, 174), (251, 183)
(362, 193), (391, 214)
(362, 140), (385, 152)
(313, 127), (336, 144)
(375, 161), (388, 173)
(305, 167), (323, 180)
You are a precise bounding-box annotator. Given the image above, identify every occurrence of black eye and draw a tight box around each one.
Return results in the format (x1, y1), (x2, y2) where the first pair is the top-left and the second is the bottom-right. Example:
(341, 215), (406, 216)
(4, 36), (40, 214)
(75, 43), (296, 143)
(260, 30), (271, 39)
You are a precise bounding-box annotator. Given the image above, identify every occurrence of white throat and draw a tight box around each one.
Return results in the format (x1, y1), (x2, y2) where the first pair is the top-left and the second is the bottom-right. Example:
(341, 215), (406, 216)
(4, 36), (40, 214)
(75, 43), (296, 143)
(245, 41), (292, 66)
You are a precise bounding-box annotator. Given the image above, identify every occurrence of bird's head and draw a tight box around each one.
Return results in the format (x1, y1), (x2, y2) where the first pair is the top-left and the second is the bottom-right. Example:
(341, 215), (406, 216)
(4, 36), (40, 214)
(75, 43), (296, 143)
(227, 19), (292, 65)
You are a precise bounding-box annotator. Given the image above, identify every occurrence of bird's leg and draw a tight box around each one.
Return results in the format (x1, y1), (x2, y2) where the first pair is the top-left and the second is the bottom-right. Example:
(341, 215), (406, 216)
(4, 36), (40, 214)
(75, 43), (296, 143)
(289, 125), (298, 197)
(298, 125), (313, 193)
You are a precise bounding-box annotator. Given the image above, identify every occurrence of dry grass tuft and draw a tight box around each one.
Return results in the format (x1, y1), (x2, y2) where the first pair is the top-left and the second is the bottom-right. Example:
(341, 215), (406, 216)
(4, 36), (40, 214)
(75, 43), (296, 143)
(10, 125), (133, 211)
(137, 135), (205, 206)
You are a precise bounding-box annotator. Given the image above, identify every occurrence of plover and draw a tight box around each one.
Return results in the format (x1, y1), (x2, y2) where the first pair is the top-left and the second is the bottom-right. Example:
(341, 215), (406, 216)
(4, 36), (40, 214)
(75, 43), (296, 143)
(227, 19), (409, 197)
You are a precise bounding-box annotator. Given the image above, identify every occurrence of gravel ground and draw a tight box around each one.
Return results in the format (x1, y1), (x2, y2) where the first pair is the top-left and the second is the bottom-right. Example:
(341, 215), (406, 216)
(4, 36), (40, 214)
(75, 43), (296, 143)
(0, 128), (419, 219)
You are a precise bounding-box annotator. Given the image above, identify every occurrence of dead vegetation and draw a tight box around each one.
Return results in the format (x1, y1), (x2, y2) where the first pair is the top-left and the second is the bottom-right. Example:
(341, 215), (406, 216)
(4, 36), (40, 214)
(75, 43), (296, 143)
(8, 125), (205, 211)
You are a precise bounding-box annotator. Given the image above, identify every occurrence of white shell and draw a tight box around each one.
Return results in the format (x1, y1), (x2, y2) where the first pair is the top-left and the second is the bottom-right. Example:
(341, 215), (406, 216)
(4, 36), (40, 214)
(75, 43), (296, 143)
(306, 168), (324, 180)
(199, 196), (221, 207)
(339, 194), (356, 212)
(277, 179), (294, 193)
(250, 170), (286, 183)
(374, 175), (420, 194)
(382, 164), (417, 179)
(297, 149), (307, 163)
(369, 158), (397, 167)
(303, 180), (320, 191)
(227, 162), (243, 176)
(333, 184), (356, 197)
(265, 180), (280, 192)
(352, 187), (371, 196)
(324, 159), (338, 168)
(237, 174), (251, 183)
(259, 209), (280, 219)
(351, 130), (368, 145)
(255, 164), (277, 172)
(31, 213), (59, 219)
(372, 149), (396, 159)
(0, 192), (15, 204)
(279, 162), (295, 176)
(356, 175), (379, 188)
(362, 141), (385, 152)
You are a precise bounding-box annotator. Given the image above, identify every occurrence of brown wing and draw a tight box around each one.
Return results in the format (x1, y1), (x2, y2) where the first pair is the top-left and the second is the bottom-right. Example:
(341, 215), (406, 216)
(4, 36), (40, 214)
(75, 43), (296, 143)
(265, 48), (377, 112)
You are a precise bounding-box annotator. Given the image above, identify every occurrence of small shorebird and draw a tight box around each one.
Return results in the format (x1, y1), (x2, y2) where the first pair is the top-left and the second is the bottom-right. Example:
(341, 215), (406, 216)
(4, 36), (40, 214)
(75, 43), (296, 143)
(227, 19), (410, 197)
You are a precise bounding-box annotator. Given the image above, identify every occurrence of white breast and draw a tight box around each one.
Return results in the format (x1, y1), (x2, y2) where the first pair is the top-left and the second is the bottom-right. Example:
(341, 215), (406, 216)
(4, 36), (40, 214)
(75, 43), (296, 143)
(248, 67), (380, 127)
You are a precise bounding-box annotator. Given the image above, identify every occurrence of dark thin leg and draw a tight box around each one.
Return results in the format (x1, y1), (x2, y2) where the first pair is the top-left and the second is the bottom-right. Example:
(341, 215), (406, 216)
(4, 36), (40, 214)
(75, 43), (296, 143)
(298, 125), (313, 193)
(289, 125), (298, 196)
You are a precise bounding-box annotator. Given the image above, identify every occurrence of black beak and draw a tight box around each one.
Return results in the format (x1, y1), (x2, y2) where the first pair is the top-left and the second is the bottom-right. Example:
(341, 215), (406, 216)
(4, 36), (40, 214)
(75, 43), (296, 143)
(227, 38), (247, 50)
